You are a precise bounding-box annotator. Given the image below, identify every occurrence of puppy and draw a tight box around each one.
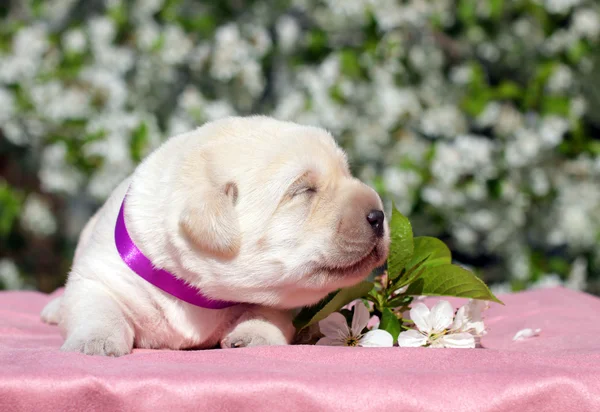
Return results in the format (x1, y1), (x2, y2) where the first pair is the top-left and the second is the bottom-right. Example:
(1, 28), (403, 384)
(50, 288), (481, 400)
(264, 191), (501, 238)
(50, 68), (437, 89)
(40, 116), (389, 356)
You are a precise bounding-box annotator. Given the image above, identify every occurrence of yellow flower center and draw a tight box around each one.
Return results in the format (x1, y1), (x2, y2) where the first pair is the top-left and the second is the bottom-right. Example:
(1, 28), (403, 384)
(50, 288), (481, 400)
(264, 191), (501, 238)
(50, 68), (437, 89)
(345, 336), (360, 347)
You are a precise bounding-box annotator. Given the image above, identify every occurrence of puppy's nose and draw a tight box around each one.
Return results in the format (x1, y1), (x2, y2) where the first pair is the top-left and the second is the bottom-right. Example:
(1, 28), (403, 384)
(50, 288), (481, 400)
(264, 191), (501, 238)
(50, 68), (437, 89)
(366, 210), (385, 238)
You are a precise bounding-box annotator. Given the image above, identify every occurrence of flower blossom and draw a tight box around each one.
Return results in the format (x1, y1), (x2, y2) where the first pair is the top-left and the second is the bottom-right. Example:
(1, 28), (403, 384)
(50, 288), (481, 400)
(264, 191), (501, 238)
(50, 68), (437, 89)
(397, 300), (488, 348)
(317, 303), (393, 347)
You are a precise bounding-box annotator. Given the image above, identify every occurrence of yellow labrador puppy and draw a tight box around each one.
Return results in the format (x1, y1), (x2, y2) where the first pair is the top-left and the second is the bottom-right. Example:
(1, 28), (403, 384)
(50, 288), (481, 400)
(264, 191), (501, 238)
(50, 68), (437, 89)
(41, 116), (389, 356)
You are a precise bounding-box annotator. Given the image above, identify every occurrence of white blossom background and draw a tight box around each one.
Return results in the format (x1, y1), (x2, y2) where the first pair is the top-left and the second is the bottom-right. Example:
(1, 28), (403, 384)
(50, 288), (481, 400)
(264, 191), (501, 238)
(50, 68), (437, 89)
(1, 0), (599, 295)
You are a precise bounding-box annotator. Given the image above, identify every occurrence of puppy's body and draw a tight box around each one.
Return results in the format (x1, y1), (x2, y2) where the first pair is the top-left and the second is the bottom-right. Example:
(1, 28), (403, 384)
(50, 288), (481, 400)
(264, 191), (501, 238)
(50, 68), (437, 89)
(42, 116), (389, 356)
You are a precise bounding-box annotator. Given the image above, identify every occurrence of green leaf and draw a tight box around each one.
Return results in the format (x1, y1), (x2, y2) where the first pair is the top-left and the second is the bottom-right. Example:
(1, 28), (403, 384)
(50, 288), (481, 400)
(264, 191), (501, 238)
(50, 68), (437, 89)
(130, 122), (149, 163)
(405, 264), (503, 304)
(293, 281), (374, 330)
(406, 237), (452, 270)
(340, 49), (362, 79)
(489, 0), (504, 21)
(387, 294), (413, 309)
(541, 96), (570, 116)
(394, 237), (452, 290)
(394, 261), (427, 290)
(494, 81), (522, 100)
(458, 0), (477, 26)
(387, 204), (414, 280)
(380, 308), (401, 343)
(0, 181), (23, 237)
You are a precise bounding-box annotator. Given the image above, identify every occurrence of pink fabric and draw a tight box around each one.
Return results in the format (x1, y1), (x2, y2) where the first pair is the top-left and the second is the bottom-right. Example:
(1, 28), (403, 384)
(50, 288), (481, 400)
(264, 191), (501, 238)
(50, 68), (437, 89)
(1, 287), (599, 412)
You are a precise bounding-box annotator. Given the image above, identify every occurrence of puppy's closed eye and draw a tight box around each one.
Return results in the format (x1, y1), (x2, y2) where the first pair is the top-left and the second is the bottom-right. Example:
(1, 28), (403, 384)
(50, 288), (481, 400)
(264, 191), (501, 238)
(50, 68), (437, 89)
(293, 186), (317, 197)
(288, 171), (318, 200)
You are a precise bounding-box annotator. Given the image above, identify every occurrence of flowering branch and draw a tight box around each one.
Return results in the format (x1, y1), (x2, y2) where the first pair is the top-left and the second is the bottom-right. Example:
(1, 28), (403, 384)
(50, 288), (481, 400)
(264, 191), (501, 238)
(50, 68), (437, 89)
(293, 204), (502, 347)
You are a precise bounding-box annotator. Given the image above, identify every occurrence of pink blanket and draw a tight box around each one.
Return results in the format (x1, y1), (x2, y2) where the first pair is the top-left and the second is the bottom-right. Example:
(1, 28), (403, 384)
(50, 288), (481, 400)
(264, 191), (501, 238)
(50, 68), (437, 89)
(1, 287), (599, 412)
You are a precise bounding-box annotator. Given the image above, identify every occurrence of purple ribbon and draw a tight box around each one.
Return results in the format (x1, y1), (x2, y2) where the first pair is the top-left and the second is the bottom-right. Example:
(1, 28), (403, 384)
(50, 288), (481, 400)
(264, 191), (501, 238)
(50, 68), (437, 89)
(114, 195), (236, 309)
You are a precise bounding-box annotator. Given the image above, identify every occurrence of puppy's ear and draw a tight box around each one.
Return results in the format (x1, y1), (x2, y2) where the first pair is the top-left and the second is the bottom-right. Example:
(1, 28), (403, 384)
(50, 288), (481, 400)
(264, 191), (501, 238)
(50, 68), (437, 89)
(179, 181), (240, 259)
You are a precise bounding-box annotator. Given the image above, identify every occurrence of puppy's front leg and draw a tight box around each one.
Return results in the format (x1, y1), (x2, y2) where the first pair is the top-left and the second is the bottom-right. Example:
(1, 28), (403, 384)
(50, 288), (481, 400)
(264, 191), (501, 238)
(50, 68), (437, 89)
(60, 280), (134, 357)
(221, 307), (295, 348)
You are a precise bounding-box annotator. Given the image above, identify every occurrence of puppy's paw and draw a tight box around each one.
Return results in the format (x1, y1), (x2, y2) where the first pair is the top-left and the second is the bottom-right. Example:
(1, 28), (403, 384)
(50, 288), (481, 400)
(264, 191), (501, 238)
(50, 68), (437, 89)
(40, 297), (62, 325)
(61, 331), (132, 357)
(221, 318), (289, 349)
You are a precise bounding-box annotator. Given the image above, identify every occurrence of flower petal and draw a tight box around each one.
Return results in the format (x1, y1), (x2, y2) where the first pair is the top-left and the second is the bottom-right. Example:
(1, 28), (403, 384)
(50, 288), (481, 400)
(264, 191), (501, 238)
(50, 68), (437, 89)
(318, 312), (349, 338)
(439, 332), (476, 348)
(513, 328), (541, 341)
(470, 320), (486, 336)
(367, 315), (380, 330)
(466, 299), (487, 323)
(451, 306), (468, 331)
(351, 302), (370, 336)
(409, 303), (432, 333)
(397, 329), (428, 347)
(316, 336), (346, 346)
(429, 300), (454, 332)
(359, 329), (394, 347)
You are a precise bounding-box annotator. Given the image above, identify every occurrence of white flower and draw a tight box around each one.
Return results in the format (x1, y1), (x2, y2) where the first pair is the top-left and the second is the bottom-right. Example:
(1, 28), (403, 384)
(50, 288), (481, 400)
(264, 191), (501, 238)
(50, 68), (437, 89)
(572, 9), (600, 40)
(38, 143), (85, 195)
(449, 64), (473, 85)
(80, 68), (128, 110)
(420, 105), (467, 139)
(397, 301), (477, 348)
(566, 256), (587, 291)
(452, 299), (488, 339)
(491, 282), (512, 296)
(160, 25), (193, 65)
(317, 303), (393, 347)
(247, 26), (272, 57)
(62, 29), (87, 54)
(505, 128), (542, 167)
(538, 115), (569, 148)
(531, 273), (564, 289)
(430, 135), (495, 186)
(203, 100), (236, 121)
(211, 23), (249, 81)
(513, 328), (541, 341)
(30, 81), (90, 121)
(133, 0), (165, 19)
(88, 17), (116, 46)
(239, 60), (265, 97)
(276, 16), (300, 52)
(13, 24), (49, 59)
(0, 88), (15, 125)
(136, 21), (161, 51)
(542, 0), (582, 15)
(0, 259), (23, 290)
(546, 64), (573, 93)
(0, 25), (48, 83)
(20, 194), (57, 236)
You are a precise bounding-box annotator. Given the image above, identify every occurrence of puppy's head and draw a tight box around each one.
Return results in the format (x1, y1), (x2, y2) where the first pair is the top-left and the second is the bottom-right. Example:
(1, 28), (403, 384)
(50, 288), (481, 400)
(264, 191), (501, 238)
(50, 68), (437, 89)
(177, 116), (389, 308)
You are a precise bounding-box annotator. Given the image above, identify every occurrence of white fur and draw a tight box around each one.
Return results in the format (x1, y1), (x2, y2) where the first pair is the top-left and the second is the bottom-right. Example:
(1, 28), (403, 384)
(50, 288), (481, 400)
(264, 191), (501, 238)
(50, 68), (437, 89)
(41, 116), (389, 356)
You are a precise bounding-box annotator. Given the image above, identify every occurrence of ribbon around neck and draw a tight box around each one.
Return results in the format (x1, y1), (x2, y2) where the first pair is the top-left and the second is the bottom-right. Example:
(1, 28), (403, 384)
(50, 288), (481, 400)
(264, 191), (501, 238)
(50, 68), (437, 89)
(114, 195), (236, 309)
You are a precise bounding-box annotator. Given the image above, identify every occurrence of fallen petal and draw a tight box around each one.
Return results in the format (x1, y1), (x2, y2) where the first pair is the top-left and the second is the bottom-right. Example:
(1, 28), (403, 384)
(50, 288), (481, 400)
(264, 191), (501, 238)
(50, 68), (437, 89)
(513, 328), (541, 341)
